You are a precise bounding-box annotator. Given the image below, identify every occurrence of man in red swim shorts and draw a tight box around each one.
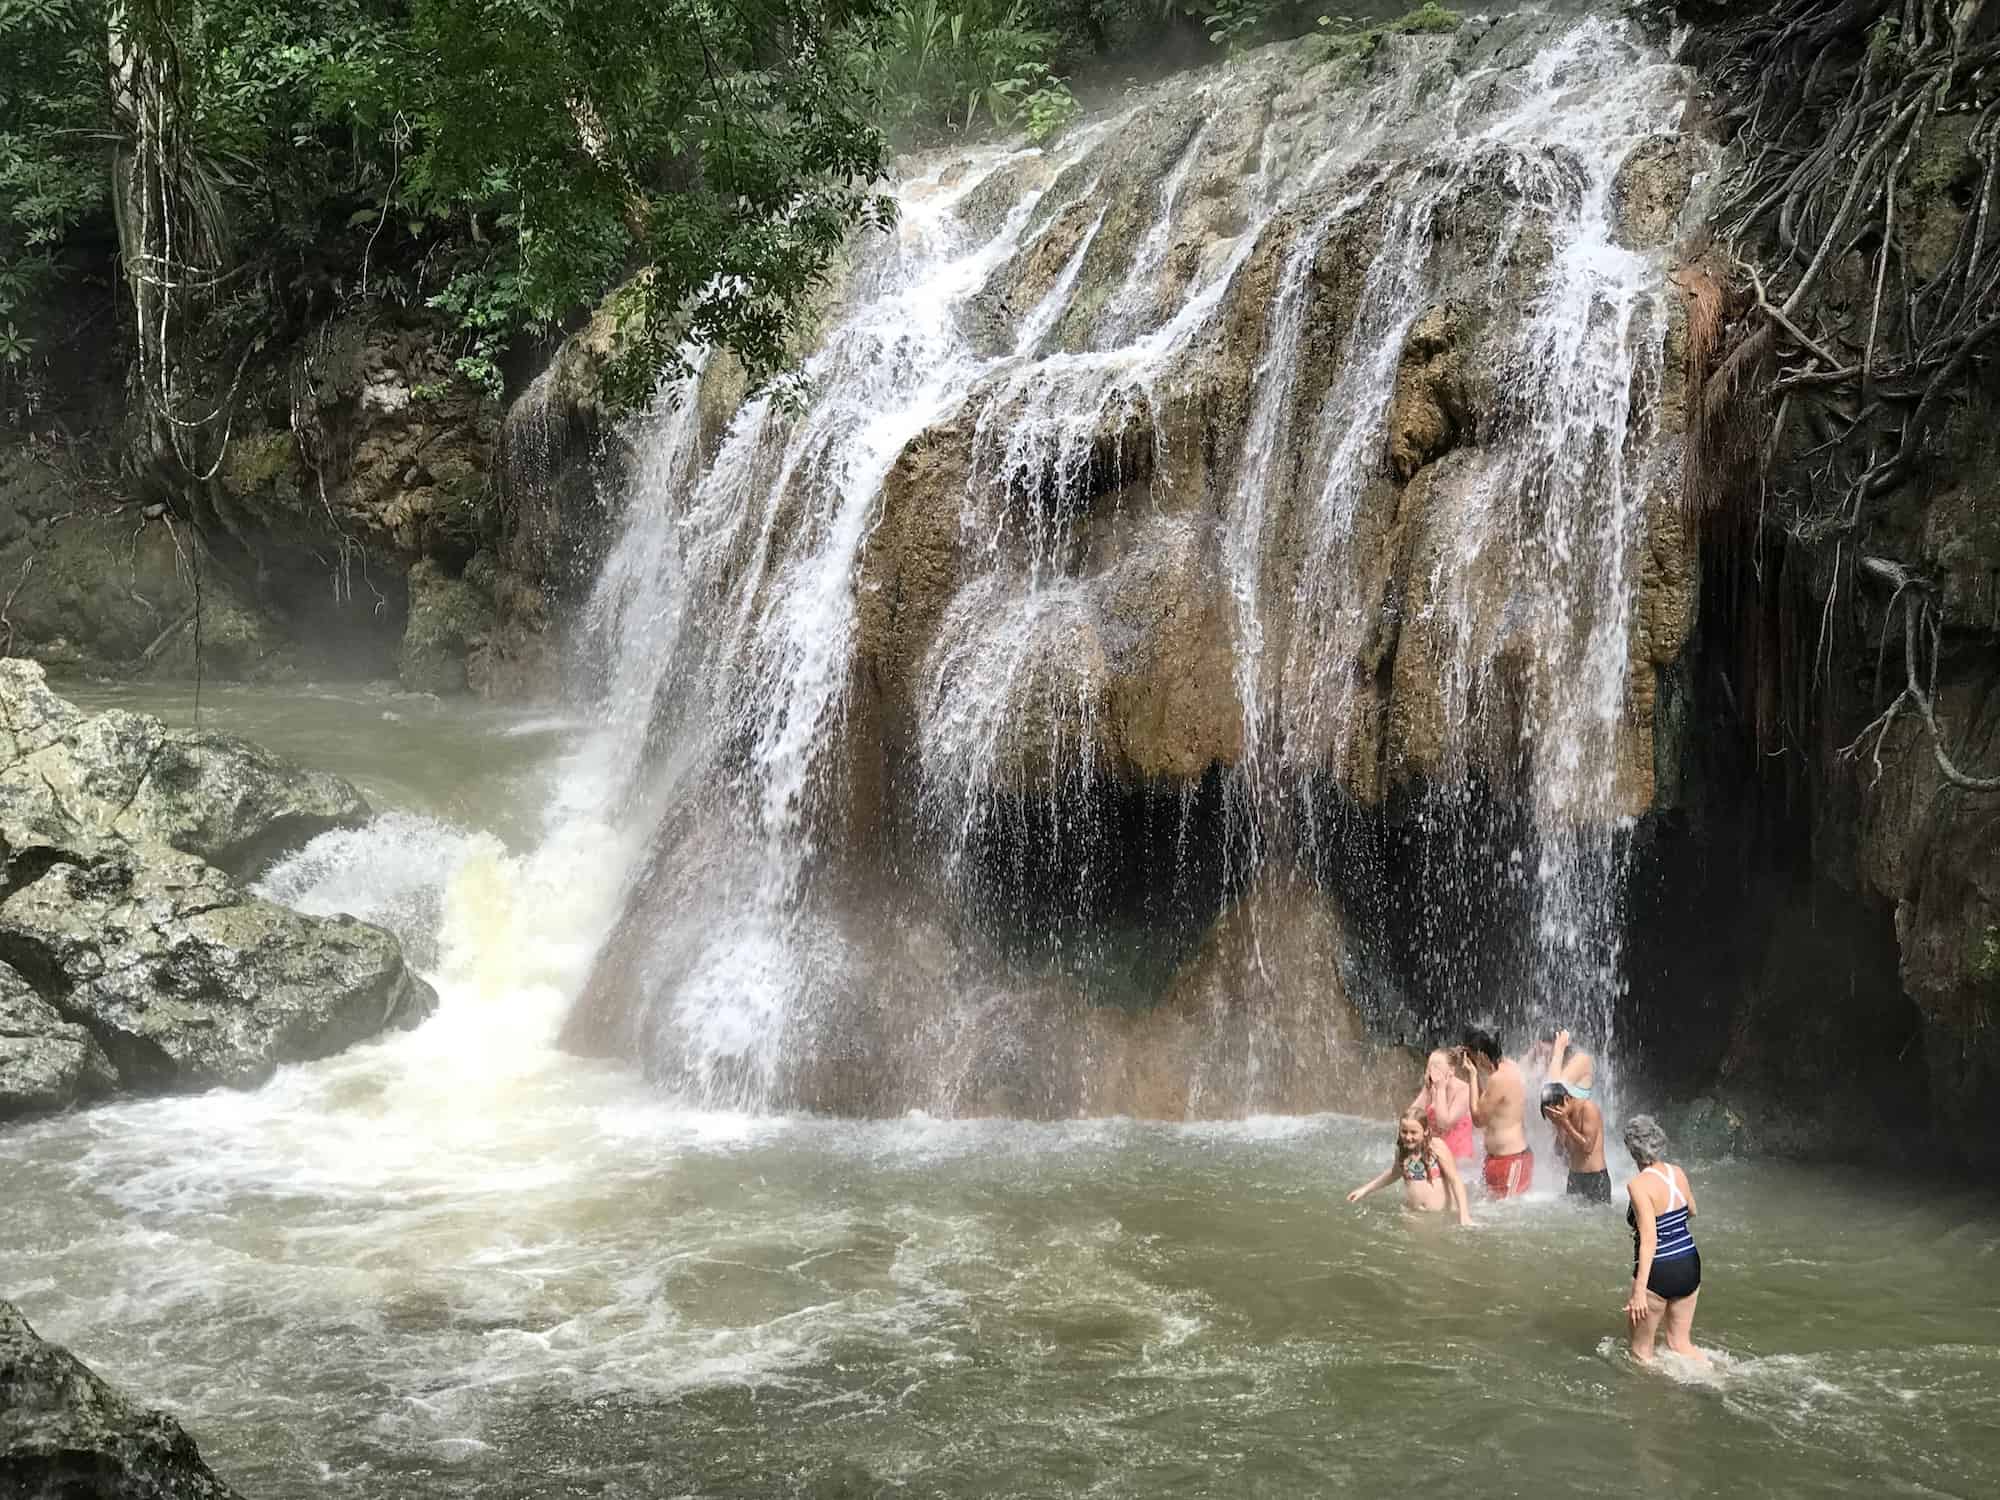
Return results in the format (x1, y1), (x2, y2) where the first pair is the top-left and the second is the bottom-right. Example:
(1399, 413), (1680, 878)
(1460, 1025), (1534, 1198)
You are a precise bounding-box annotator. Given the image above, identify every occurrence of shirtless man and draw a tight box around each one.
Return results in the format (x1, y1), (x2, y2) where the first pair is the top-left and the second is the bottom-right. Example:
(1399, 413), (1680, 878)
(1460, 1026), (1533, 1198)
(1542, 1082), (1608, 1202)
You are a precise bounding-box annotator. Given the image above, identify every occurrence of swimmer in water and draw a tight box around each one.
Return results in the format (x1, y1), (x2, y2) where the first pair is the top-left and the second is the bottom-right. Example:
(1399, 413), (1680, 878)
(1346, 1111), (1472, 1226)
(1460, 1026), (1532, 1197)
(1542, 1081), (1608, 1203)
(1408, 1049), (1475, 1165)
(1526, 1025), (1596, 1099)
(1620, 1114), (1708, 1365)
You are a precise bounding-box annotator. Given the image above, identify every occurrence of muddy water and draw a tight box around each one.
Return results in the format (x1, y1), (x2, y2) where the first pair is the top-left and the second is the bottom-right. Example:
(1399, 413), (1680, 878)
(4, 681), (1997, 1498)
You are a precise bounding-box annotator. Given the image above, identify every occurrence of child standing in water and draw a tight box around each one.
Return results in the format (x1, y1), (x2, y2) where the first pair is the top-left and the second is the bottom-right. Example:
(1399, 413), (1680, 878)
(1542, 1082), (1609, 1202)
(1346, 1113), (1472, 1226)
(1409, 1049), (1476, 1165)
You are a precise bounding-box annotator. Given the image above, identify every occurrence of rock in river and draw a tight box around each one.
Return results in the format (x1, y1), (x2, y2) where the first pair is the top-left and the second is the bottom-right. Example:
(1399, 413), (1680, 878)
(0, 658), (436, 1118)
(0, 657), (368, 880)
(0, 963), (115, 1121)
(0, 1300), (245, 1499)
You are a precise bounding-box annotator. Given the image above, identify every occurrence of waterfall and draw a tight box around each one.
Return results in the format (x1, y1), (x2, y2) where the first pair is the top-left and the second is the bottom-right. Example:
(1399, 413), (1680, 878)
(550, 12), (1704, 1117)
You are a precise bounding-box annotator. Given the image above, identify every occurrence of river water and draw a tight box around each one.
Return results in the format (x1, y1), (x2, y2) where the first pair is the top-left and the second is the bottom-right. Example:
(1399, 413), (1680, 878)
(4, 683), (1998, 1498)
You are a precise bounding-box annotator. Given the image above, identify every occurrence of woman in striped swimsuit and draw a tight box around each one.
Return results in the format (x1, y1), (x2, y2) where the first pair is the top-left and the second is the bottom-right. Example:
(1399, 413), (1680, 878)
(1620, 1115), (1708, 1364)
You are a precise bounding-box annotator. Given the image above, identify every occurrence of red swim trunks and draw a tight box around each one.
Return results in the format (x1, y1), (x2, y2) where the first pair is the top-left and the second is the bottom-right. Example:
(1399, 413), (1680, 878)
(1483, 1148), (1534, 1198)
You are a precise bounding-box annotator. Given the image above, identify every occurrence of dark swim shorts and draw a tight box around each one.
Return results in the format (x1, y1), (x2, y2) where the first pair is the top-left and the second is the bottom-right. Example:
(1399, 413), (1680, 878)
(1566, 1168), (1612, 1204)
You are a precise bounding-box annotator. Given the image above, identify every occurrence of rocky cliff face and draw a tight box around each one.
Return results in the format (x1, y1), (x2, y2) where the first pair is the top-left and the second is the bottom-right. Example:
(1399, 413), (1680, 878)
(1632, 1), (2000, 1162)
(1, 307), (510, 692)
(558, 13), (1715, 1116)
(0, 659), (434, 1118)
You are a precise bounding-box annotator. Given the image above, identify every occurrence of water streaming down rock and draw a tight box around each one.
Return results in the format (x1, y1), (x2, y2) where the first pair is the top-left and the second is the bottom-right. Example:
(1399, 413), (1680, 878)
(556, 13), (1710, 1117)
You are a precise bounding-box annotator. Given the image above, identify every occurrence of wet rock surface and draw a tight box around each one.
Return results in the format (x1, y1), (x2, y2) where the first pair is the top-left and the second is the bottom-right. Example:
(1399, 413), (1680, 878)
(0, 659), (434, 1118)
(0, 1300), (244, 1500)
(0, 657), (367, 878)
(0, 842), (433, 1095)
(845, 25), (1706, 821)
(0, 308), (501, 686)
(399, 556), (497, 694)
(0, 964), (115, 1121)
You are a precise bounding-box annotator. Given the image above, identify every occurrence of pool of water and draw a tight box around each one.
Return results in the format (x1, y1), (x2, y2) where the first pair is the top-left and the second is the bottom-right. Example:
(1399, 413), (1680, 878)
(50, 676), (580, 850)
(6, 680), (1998, 1498)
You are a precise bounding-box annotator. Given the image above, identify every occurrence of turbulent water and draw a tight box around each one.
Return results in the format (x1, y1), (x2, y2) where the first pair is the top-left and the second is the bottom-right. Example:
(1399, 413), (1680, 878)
(6, 687), (1998, 1497)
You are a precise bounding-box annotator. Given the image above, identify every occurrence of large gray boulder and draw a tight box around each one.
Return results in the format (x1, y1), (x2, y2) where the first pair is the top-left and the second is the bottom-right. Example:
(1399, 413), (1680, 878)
(0, 841), (433, 1094)
(0, 658), (368, 879)
(0, 1301), (245, 1500)
(0, 964), (115, 1121)
(0, 658), (436, 1117)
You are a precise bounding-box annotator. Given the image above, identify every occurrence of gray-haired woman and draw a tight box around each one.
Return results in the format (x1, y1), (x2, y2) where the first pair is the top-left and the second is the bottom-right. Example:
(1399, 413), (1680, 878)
(1620, 1115), (1708, 1364)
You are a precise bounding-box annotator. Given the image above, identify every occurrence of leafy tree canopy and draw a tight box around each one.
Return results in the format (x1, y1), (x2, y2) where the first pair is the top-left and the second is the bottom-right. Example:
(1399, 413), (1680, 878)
(0, 0), (1433, 431)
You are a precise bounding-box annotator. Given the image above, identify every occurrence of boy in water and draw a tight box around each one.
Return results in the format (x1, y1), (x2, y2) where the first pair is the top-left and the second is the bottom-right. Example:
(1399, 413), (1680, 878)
(1543, 1081), (1608, 1202)
(1459, 1026), (1532, 1198)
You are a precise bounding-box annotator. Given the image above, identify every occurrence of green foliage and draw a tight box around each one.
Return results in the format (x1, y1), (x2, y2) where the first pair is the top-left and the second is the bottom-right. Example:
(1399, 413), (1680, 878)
(3, 0), (896, 418)
(395, 0), (896, 402)
(1017, 70), (1084, 143)
(0, 0), (104, 344)
(854, 0), (1072, 138)
(1204, 0), (1266, 53)
(1317, 3), (1460, 62)
(4, 0), (1438, 426)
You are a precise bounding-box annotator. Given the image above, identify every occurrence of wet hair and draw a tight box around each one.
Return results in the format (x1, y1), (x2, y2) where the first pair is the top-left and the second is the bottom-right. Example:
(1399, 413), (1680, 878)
(1623, 1115), (1670, 1167)
(1460, 1025), (1504, 1065)
(1540, 1082), (1568, 1115)
(1396, 1109), (1432, 1161)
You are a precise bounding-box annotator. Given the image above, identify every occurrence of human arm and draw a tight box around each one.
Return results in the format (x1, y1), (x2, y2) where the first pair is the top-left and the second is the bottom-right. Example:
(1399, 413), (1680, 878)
(1347, 1165), (1396, 1204)
(1548, 1029), (1570, 1083)
(1462, 1055), (1490, 1126)
(1626, 1181), (1657, 1323)
(1435, 1145), (1472, 1227)
(1545, 1099), (1593, 1151)
(1435, 1077), (1470, 1130)
(1542, 1098), (1582, 1152)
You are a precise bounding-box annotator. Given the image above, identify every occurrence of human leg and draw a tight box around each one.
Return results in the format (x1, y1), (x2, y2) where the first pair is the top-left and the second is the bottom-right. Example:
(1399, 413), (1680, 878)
(1662, 1289), (1707, 1362)
(1628, 1291), (1666, 1361)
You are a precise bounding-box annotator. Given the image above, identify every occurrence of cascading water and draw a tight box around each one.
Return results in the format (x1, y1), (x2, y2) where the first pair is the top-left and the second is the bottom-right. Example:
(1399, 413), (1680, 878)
(539, 11), (1706, 1118)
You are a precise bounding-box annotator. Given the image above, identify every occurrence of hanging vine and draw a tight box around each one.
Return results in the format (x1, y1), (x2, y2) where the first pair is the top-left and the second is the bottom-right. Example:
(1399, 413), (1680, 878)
(1680, 0), (2000, 792)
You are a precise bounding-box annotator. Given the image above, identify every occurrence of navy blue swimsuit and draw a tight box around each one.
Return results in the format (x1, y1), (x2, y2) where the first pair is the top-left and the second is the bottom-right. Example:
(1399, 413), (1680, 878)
(1627, 1164), (1701, 1301)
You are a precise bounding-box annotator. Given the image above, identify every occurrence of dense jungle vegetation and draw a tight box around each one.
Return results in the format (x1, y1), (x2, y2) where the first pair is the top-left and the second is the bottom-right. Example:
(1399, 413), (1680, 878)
(0, 0), (1436, 467)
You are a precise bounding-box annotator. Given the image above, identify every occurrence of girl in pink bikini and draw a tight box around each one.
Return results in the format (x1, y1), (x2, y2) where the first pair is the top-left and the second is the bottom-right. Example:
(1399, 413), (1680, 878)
(1409, 1048), (1476, 1164)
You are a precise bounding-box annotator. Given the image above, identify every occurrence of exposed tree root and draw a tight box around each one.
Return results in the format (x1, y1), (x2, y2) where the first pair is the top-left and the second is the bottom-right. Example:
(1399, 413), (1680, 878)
(1681, 0), (2000, 789)
(1839, 556), (2000, 790)
(1684, 0), (2000, 530)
